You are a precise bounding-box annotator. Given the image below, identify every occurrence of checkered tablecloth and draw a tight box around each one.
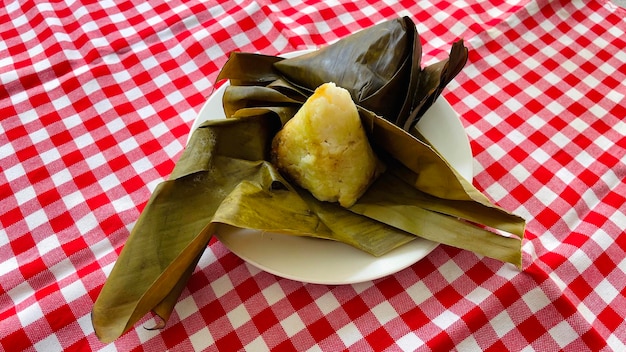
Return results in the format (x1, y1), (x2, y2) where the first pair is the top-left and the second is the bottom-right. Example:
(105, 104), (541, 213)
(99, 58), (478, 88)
(2, 0), (625, 350)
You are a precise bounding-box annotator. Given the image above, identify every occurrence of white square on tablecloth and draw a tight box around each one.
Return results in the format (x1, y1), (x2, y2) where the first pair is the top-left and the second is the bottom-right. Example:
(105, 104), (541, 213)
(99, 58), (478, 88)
(191, 26), (210, 42)
(211, 274), (234, 299)
(52, 95), (72, 112)
(76, 313), (95, 337)
(17, 302), (44, 327)
(484, 182), (509, 203)
(492, 311), (516, 338)
(588, 103), (609, 120)
(132, 156), (154, 175)
(530, 149), (551, 164)
(15, 184), (36, 206)
(5, 0), (19, 12)
(0, 256), (18, 277)
(570, 249), (593, 274)
(138, 56), (159, 71)
(575, 150), (595, 168)
(405, 281), (431, 306)
(60, 279), (88, 303)
(34, 334), (63, 352)
(244, 336), (269, 352)
(148, 121), (169, 139)
(85, 152), (107, 170)
(569, 117), (590, 133)
(484, 111), (502, 127)
(523, 56), (541, 71)
(280, 312), (306, 337)
(465, 125), (483, 142)
(0, 228), (8, 247)
(432, 311), (459, 330)
(546, 101), (565, 115)
(118, 136), (139, 154)
(554, 167), (576, 185)
(371, 301), (397, 325)
(506, 131), (526, 149)
(10, 89), (29, 106)
(227, 304), (251, 330)
(119, 26), (138, 39)
(596, 278), (620, 305)
(137, 105), (157, 120)
(466, 286), (493, 306)
(93, 99), (114, 116)
(216, 4), (236, 21)
(166, 91), (185, 106)
(50, 258), (76, 283)
(504, 97), (523, 113)
(122, 87), (142, 104)
(439, 260), (464, 283)
(604, 89), (626, 105)
(24, 208), (48, 231)
(549, 321), (578, 348)
(522, 287), (551, 314)
(112, 70), (132, 84)
(134, 2), (151, 15)
(261, 283), (284, 306)
(29, 128), (50, 145)
(550, 131), (570, 149)
(175, 295), (199, 321)
(76, 212), (99, 235)
(564, 86), (584, 102)
(537, 232), (561, 253)
(337, 322), (362, 348)
(7, 281), (34, 308)
(619, 257), (626, 273)
(89, 238), (114, 263)
(192, 77), (213, 94)
(60, 114), (82, 131)
(36, 235), (61, 257)
(232, 33), (252, 48)
(190, 327), (215, 351)
(486, 143), (507, 162)
(40, 148), (61, 164)
(315, 292), (340, 315)
(146, 12), (165, 27)
(57, 183), (82, 206)
(396, 333), (424, 351)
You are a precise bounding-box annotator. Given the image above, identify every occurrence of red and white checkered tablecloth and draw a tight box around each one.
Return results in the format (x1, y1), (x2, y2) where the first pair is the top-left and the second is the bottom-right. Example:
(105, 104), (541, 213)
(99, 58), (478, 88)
(1, 0), (625, 350)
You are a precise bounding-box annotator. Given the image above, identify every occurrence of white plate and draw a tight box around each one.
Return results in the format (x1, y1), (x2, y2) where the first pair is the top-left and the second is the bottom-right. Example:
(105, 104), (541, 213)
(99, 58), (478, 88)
(190, 50), (472, 284)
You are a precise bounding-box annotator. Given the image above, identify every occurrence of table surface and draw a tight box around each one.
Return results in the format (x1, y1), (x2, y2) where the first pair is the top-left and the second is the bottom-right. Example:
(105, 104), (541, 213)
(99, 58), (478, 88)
(2, 0), (625, 351)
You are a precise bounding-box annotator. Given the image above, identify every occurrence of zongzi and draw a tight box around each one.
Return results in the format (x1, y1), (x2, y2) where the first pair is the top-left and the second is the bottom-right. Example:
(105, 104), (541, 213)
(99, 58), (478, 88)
(271, 82), (383, 207)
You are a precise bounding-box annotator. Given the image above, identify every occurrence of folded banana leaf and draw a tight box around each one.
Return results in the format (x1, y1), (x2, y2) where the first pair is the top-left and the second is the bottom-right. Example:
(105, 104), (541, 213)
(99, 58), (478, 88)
(272, 17), (419, 126)
(404, 39), (468, 130)
(271, 16), (467, 129)
(93, 17), (524, 343)
(92, 111), (421, 342)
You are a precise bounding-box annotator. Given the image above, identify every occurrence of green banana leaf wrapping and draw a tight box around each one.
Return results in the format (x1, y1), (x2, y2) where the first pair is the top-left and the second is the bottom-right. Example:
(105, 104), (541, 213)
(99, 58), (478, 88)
(92, 16), (525, 343)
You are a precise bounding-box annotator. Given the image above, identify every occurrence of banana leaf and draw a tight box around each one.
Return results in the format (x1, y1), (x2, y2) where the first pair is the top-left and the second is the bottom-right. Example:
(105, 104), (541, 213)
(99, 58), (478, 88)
(92, 114), (281, 342)
(272, 17), (420, 126)
(93, 17), (525, 343)
(271, 16), (467, 129)
(92, 113), (419, 342)
(351, 171), (524, 267)
(403, 39), (468, 130)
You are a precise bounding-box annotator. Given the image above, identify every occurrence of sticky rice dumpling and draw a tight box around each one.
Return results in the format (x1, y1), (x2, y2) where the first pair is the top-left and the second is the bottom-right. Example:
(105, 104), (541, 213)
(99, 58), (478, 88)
(271, 82), (383, 208)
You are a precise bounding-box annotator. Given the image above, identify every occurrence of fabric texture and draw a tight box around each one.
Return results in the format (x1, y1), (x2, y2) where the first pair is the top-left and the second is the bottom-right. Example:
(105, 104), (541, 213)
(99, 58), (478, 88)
(1, 0), (625, 350)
